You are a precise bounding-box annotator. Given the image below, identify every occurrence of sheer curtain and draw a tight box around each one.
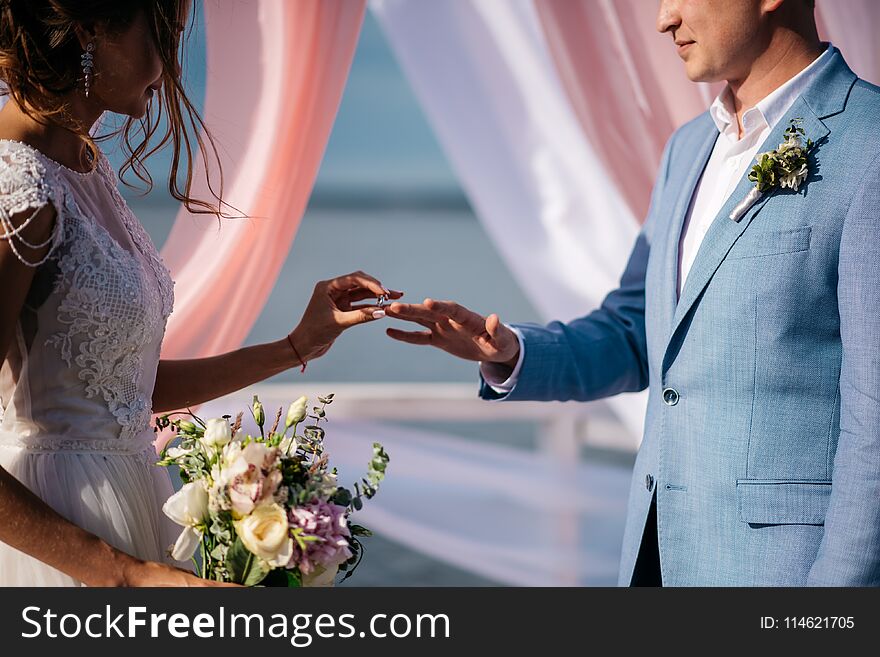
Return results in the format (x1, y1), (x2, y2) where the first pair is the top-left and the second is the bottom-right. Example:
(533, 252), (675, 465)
(159, 0), (367, 359)
(370, 0), (648, 443)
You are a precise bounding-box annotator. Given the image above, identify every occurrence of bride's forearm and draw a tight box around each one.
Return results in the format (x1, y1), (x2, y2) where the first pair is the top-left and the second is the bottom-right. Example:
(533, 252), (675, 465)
(0, 466), (137, 586)
(152, 338), (300, 413)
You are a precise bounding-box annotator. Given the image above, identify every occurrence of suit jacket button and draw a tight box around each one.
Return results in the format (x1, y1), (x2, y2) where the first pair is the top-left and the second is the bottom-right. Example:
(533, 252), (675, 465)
(662, 387), (679, 405)
(645, 473), (655, 492)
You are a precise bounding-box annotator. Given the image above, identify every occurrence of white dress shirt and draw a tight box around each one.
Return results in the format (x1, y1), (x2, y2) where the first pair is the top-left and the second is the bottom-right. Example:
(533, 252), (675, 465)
(482, 43), (834, 393)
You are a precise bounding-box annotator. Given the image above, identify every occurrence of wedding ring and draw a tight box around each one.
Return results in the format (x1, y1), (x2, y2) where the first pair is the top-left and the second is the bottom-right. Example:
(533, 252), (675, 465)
(377, 294), (388, 308)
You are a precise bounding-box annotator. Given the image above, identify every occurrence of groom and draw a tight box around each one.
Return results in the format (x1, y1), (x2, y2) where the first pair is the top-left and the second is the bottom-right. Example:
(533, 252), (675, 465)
(386, 0), (880, 586)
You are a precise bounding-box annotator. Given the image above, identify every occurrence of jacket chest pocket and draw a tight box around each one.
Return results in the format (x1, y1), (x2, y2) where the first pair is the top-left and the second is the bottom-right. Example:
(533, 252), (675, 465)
(727, 225), (812, 260)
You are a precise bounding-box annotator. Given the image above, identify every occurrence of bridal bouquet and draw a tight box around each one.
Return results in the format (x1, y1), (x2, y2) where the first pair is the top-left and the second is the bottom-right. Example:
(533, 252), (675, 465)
(154, 394), (389, 587)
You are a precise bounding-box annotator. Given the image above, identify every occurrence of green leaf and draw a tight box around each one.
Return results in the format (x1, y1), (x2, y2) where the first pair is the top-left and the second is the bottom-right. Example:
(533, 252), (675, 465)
(332, 487), (352, 506)
(259, 568), (302, 588)
(226, 537), (270, 586)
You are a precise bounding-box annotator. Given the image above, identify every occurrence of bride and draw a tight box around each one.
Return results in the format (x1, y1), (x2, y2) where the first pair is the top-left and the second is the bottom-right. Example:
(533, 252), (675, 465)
(0, 0), (399, 586)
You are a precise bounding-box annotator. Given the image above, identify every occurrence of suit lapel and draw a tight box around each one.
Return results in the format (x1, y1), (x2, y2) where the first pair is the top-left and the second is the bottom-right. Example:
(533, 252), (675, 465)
(660, 96), (829, 375)
(657, 115), (716, 344)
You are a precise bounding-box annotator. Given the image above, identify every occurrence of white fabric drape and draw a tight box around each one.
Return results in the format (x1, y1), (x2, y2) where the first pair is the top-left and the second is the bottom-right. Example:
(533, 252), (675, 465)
(370, 0), (648, 443)
(370, 0), (638, 321)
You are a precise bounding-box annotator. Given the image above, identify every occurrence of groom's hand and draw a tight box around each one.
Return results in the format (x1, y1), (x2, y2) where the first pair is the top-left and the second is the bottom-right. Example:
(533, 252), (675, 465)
(385, 299), (520, 367)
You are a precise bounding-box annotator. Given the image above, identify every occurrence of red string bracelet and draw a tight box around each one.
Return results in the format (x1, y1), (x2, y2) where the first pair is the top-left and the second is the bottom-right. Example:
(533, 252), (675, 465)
(285, 334), (307, 373)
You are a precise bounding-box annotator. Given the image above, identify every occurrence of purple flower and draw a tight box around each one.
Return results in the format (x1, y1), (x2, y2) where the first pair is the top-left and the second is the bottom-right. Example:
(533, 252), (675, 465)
(287, 499), (352, 575)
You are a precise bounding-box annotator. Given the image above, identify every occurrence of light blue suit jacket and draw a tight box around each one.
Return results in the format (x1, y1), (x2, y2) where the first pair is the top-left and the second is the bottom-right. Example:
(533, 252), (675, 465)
(480, 46), (880, 586)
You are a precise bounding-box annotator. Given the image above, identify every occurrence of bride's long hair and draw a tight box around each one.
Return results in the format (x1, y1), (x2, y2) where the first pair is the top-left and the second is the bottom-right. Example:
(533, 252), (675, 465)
(0, 0), (234, 219)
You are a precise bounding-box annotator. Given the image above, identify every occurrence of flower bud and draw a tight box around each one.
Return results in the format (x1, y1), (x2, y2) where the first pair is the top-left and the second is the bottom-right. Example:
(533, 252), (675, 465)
(201, 418), (232, 450)
(178, 420), (197, 433)
(252, 395), (265, 428)
(285, 396), (308, 428)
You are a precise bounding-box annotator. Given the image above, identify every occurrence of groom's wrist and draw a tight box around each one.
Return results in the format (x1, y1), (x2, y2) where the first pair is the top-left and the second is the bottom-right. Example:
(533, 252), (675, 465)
(500, 347), (520, 370)
(483, 346), (519, 379)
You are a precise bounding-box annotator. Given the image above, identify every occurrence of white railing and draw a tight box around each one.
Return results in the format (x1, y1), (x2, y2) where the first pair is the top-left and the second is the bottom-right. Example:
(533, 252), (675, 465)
(208, 382), (639, 454)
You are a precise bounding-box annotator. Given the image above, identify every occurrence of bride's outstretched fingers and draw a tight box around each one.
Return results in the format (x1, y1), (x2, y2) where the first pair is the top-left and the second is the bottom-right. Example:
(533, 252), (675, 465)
(385, 298), (519, 364)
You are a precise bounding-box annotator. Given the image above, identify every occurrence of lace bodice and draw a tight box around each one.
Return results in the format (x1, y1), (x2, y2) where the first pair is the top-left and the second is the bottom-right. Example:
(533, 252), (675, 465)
(0, 139), (175, 453)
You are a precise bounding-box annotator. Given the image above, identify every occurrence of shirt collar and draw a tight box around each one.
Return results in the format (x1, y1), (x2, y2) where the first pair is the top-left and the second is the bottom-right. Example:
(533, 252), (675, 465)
(709, 42), (835, 140)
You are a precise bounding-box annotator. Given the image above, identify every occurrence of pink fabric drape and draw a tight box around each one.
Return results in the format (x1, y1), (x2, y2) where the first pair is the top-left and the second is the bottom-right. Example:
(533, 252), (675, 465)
(815, 1), (880, 85)
(535, 0), (721, 223)
(159, 0), (366, 359)
(536, 0), (880, 224)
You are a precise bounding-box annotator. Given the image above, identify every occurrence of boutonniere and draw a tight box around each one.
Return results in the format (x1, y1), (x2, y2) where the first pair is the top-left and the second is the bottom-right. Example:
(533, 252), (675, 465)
(729, 117), (814, 222)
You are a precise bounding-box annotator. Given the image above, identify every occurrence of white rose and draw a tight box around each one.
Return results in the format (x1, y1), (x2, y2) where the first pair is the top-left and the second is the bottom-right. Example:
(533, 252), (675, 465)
(162, 481), (210, 561)
(285, 396), (308, 428)
(201, 418), (232, 450)
(234, 503), (293, 568)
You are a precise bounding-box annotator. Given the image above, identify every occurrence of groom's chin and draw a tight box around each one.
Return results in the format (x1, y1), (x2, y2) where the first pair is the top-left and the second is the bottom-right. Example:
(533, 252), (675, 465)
(679, 56), (726, 84)
(683, 67), (721, 84)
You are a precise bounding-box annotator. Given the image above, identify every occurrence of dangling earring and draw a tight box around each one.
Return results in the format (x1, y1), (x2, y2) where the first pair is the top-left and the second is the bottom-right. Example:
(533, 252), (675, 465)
(80, 42), (94, 98)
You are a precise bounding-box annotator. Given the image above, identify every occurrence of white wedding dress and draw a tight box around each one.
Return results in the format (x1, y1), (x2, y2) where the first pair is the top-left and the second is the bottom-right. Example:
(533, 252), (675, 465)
(0, 139), (185, 585)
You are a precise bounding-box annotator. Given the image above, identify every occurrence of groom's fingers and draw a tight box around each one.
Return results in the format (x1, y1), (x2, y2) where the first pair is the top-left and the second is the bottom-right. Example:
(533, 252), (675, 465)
(485, 313), (500, 337)
(382, 304), (433, 328)
(385, 302), (438, 324)
(386, 327), (432, 345)
(485, 313), (510, 346)
(425, 299), (485, 333)
(474, 334), (496, 353)
(390, 315), (436, 330)
(348, 304), (433, 329)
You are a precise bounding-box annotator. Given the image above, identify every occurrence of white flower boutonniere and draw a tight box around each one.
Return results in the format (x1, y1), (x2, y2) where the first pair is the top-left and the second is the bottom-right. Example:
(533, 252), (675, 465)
(729, 117), (814, 222)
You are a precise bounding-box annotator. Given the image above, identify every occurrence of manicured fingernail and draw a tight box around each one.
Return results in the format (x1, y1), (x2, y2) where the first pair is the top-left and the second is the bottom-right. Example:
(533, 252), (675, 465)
(372, 310), (386, 319)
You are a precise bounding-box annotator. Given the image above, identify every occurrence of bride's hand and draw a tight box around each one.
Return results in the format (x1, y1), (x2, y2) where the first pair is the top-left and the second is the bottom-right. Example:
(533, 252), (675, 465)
(120, 558), (240, 587)
(286, 271), (402, 367)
